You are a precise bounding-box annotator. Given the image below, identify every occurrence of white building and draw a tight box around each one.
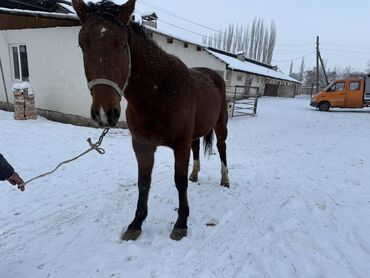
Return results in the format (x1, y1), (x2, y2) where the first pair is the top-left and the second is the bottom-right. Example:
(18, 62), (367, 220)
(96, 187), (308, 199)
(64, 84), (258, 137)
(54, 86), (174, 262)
(0, 5), (299, 126)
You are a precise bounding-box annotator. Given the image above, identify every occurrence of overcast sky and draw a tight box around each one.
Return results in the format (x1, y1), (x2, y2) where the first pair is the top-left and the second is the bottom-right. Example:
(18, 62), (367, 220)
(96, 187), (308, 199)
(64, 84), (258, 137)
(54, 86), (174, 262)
(96, 0), (370, 74)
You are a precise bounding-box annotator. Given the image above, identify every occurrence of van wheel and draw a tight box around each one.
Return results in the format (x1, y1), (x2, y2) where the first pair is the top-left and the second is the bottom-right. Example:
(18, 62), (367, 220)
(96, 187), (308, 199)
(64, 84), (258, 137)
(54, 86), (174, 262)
(318, 102), (330, 112)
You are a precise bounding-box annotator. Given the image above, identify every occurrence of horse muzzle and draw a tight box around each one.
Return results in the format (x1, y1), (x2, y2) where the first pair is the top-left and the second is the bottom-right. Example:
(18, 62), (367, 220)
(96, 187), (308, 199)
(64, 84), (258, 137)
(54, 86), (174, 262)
(91, 107), (120, 127)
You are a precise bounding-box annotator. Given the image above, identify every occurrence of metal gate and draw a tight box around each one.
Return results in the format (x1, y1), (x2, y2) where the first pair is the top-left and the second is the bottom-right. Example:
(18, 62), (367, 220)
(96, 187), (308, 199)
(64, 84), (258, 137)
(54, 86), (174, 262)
(227, 86), (259, 117)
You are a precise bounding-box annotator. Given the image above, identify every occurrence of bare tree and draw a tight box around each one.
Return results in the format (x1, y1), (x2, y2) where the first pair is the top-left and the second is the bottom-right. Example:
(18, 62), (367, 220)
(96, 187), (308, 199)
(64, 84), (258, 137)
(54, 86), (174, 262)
(205, 19), (277, 64)
(289, 61), (294, 76)
(299, 58), (305, 82)
(266, 22), (276, 64)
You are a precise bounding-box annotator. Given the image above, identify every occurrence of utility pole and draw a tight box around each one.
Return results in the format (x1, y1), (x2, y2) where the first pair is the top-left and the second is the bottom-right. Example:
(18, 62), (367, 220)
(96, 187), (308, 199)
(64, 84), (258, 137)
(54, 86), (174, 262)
(316, 36), (320, 94)
(316, 36), (329, 89)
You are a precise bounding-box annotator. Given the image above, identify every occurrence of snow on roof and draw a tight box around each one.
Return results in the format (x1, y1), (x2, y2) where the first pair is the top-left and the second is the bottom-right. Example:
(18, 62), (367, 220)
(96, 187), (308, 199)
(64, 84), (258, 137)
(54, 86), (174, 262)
(58, 3), (75, 14)
(143, 24), (207, 48)
(206, 49), (300, 83)
(0, 7), (78, 20)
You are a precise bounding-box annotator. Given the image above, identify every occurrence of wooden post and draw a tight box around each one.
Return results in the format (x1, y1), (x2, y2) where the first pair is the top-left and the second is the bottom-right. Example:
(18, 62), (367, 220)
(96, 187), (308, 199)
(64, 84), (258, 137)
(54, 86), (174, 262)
(310, 83), (314, 97)
(316, 36), (320, 94)
(319, 52), (329, 86)
(0, 58), (11, 111)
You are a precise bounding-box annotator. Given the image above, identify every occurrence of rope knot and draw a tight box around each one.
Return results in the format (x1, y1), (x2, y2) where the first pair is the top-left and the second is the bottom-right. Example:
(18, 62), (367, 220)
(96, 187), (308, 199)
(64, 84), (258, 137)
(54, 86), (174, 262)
(87, 138), (106, 154)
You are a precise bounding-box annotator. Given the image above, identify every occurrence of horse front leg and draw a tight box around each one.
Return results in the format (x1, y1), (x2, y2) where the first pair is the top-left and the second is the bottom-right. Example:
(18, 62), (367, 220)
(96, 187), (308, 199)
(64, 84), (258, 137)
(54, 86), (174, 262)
(170, 144), (191, 241)
(121, 140), (156, 241)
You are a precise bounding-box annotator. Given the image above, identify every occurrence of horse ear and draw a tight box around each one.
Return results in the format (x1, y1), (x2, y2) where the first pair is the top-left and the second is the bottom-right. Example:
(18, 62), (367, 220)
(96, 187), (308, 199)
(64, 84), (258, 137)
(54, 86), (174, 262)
(118, 0), (136, 25)
(72, 0), (88, 22)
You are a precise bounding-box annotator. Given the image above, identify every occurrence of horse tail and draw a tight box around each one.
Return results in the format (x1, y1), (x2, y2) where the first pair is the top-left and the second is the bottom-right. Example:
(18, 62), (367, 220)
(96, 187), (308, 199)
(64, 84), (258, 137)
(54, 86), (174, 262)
(203, 129), (214, 157)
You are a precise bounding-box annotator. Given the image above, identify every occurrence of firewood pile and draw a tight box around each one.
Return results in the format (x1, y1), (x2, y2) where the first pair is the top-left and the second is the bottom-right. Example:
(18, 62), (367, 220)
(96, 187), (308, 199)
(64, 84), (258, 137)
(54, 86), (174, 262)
(13, 83), (37, 120)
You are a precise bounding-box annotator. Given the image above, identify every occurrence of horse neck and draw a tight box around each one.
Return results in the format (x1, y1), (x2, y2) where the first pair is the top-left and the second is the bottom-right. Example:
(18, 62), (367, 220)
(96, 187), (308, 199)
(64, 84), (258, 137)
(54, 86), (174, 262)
(125, 30), (172, 107)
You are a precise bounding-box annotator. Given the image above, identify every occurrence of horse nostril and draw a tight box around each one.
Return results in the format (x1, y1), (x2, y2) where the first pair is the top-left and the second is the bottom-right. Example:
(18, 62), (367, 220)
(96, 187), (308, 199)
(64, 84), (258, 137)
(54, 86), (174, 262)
(107, 108), (120, 126)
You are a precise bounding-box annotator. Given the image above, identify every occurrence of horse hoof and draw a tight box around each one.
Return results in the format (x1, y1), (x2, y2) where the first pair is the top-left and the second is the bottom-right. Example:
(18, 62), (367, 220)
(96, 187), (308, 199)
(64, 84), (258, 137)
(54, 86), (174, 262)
(170, 228), (187, 241)
(189, 175), (198, 182)
(121, 229), (141, 241)
(221, 182), (230, 188)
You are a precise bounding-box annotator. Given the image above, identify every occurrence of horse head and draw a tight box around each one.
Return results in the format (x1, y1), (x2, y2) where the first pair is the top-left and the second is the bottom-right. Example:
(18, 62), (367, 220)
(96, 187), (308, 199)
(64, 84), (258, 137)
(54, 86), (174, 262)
(72, 0), (136, 127)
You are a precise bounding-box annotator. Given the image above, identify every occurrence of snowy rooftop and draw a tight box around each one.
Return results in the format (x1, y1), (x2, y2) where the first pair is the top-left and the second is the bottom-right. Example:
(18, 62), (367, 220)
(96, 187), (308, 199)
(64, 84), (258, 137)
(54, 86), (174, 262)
(0, 7), (78, 20)
(207, 49), (300, 83)
(143, 24), (208, 48)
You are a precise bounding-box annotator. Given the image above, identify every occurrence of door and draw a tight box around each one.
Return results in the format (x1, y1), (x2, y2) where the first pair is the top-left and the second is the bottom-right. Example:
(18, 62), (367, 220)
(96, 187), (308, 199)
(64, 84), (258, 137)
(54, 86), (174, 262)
(345, 80), (363, 108)
(264, 84), (278, 97)
(326, 81), (346, 107)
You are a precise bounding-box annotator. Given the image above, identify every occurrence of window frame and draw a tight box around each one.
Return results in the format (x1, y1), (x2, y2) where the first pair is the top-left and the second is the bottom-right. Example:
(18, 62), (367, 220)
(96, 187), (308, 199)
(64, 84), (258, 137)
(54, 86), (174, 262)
(335, 82), (345, 91)
(9, 43), (29, 82)
(327, 81), (345, 92)
(349, 81), (361, 91)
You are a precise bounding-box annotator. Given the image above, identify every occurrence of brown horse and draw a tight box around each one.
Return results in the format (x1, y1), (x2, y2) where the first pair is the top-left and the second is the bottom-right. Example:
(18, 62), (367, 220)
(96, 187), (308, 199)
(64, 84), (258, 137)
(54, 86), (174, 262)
(72, 0), (230, 241)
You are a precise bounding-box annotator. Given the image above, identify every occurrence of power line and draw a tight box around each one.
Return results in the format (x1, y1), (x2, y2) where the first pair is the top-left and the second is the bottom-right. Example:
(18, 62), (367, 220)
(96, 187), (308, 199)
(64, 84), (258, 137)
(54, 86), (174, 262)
(320, 51), (369, 60)
(321, 48), (370, 55)
(136, 9), (208, 40)
(273, 48), (315, 54)
(272, 51), (315, 63)
(321, 42), (370, 48)
(137, 0), (221, 33)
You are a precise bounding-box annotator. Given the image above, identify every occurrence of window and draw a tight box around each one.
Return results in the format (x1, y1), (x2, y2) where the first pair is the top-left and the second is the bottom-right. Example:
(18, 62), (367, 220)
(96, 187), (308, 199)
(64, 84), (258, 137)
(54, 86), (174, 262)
(196, 46), (202, 52)
(167, 37), (173, 44)
(226, 71), (231, 80)
(184, 43), (189, 48)
(10, 44), (29, 81)
(237, 75), (243, 82)
(328, 82), (345, 92)
(349, 81), (360, 91)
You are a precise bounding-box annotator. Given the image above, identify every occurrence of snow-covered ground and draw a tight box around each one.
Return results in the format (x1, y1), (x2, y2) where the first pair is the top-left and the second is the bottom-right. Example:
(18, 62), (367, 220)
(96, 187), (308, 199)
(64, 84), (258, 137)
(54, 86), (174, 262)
(1, 97), (370, 278)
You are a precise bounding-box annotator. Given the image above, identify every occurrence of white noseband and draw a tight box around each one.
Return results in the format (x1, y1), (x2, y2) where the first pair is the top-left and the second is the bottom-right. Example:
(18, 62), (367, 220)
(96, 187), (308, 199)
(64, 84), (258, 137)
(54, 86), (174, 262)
(87, 44), (131, 99)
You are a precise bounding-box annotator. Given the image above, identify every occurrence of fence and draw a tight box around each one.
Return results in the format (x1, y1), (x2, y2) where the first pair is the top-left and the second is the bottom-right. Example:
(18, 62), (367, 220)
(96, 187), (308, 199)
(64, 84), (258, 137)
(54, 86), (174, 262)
(226, 85), (259, 117)
(296, 85), (326, 97)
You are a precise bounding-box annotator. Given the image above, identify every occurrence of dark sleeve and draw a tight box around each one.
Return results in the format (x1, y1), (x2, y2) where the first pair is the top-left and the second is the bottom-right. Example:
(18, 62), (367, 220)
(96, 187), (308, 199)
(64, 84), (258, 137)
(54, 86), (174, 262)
(0, 153), (14, 181)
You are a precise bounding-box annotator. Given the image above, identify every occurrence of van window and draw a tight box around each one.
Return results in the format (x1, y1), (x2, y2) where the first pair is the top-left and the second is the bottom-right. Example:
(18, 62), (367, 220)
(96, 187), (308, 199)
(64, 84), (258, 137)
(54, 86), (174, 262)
(335, 82), (345, 91)
(328, 82), (345, 92)
(349, 81), (360, 91)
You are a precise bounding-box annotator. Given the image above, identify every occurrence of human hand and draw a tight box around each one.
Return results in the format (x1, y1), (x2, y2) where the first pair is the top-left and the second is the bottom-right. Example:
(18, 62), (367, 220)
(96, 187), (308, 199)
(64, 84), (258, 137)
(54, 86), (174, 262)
(8, 172), (25, 191)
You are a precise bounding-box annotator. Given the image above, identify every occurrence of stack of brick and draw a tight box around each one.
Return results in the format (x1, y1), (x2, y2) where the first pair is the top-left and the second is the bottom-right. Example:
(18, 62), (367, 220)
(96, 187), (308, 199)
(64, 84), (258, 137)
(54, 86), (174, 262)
(13, 83), (37, 120)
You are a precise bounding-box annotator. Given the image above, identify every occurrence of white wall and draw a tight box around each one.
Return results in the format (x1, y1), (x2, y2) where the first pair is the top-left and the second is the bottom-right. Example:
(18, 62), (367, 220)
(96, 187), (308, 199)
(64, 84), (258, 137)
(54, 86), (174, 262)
(153, 33), (226, 75)
(0, 27), (127, 121)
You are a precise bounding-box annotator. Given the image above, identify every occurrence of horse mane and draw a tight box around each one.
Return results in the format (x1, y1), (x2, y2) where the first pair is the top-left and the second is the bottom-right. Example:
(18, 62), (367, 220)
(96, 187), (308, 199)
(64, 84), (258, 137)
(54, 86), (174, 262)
(86, 1), (148, 41)
(86, 0), (123, 27)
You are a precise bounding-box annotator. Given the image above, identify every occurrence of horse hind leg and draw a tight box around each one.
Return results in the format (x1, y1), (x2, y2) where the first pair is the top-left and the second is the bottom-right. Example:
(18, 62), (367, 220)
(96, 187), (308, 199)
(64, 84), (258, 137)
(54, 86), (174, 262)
(189, 139), (200, 182)
(214, 114), (230, 188)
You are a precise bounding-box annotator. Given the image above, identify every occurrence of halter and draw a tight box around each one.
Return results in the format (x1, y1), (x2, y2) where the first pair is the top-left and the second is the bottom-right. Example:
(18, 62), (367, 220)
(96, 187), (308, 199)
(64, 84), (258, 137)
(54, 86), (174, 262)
(87, 43), (131, 99)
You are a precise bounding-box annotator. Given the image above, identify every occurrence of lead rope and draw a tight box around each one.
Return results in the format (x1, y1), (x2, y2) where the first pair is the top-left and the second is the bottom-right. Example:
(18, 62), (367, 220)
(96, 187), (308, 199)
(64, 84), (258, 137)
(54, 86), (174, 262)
(19, 128), (110, 188)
